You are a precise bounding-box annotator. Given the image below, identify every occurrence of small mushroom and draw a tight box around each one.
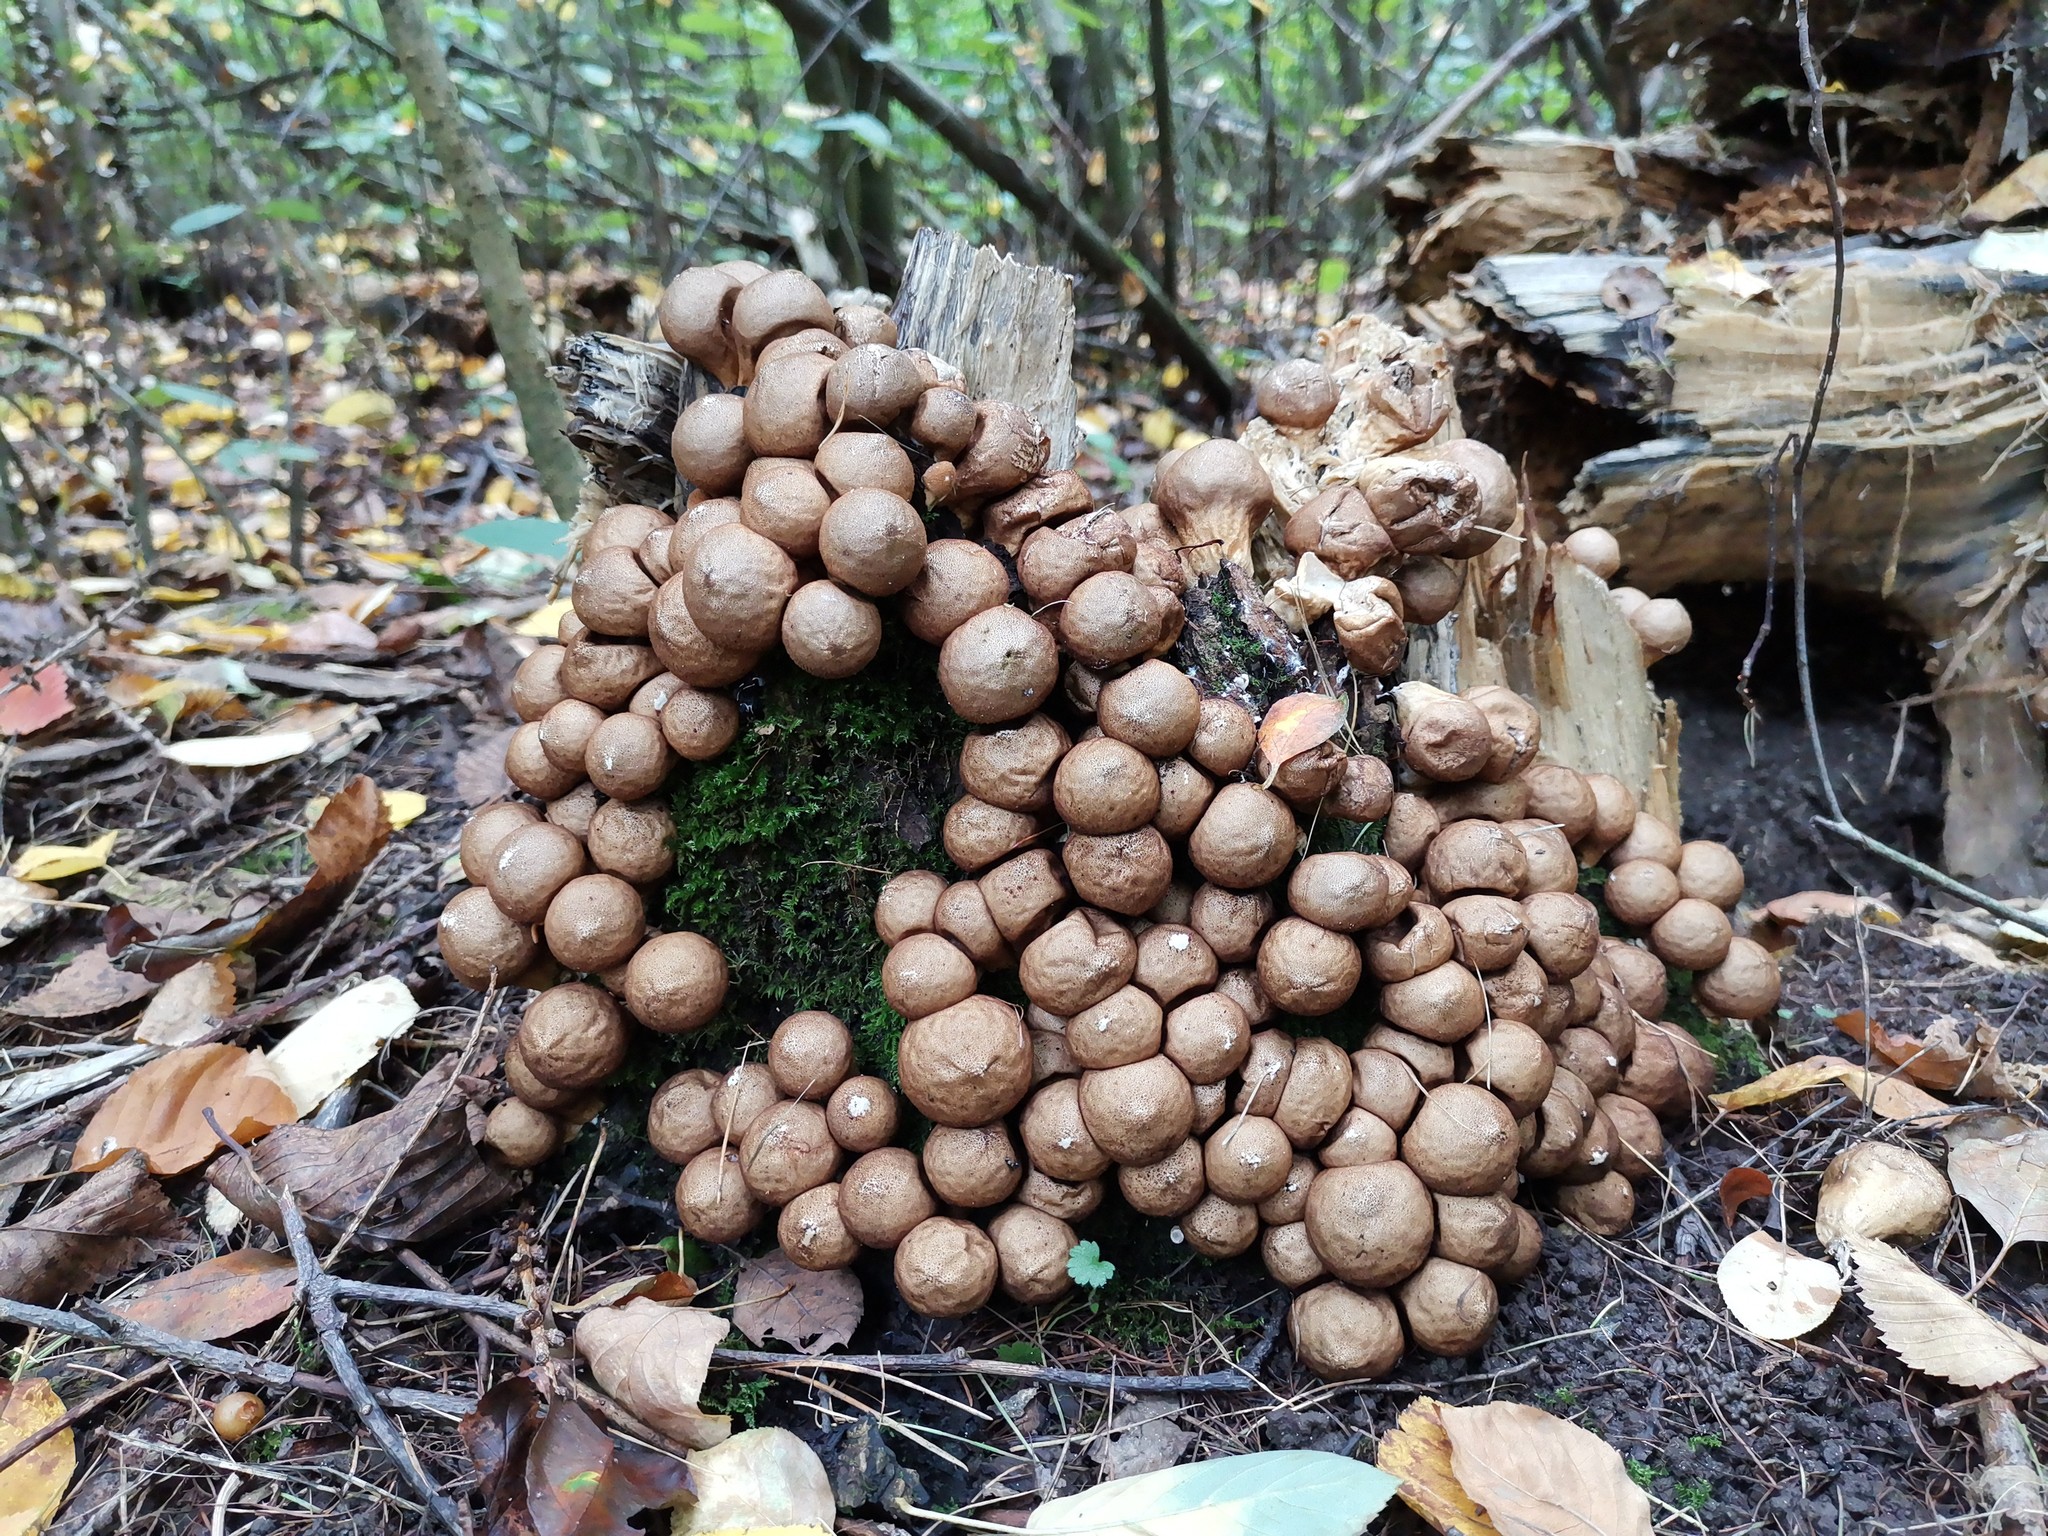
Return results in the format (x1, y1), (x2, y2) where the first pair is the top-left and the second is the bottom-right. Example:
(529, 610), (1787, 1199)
(1288, 1282), (1404, 1381)
(1153, 439), (1276, 577)
(988, 1205), (1079, 1303)
(1400, 1257), (1498, 1356)
(898, 995), (1033, 1127)
(1097, 661), (1202, 758)
(1304, 1162), (1434, 1288)
(1256, 358), (1338, 430)
(623, 931), (728, 1034)
(940, 605), (1061, 724)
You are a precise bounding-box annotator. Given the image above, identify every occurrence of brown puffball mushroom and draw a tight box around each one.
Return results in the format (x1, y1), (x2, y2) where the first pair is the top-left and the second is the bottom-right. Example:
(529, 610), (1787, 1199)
(779, 1183), (861, 1270)
(505, 1042), (581, 1111)
(1203, 1116), (1293, 1202)
(980, 850), (1071, 946)
(1562, 526), (1622, 579)
(1275, 1036), (1355, 1147)
(1367, 1025), (1455, 1088)
(658, 267), (745, 383)
(1607, 811), (1682, 869)
(1378, 963), (1486, 1044)
(676, 1146), (766, 1243)
(902, 540), (1011, 645)
(1189, 696), (1257, 776)
(1188, 884), (1274, 965)
(898, 995), (1033, 1127)
(648, 1068), (723, 1164)
(658, 685), (740, 763)
(623, 931), (727, 1034)
(1554, 1170), (1635, 1235)
(539, 698), (605, 775)
(578, 798), (668, 886)
(815, 431), (916, 499)
(519, 984), (631, 1094)
(680, 522), (799, 654)
(1256, 358), (1339, 429)
(1289, 1282), (1404, 1381)
(1020, 1078), (1113, 1181)
(573, 546), (658, 639)
(585, 504), (671, 562)
(1179, 1193), (1260, 1257)
(1259, 1155), (1318, 1225)
(1694, 936), (1783, 1020)
(766, 1010), (854, 1100)
(559, 636), (664, 711)
(1097, 661), (1202, 757)
(826, 1075), (900, 1153)
(505, 721), (585, 800)
(1055, 737), (1162, 834)
(545, 783), (605, 842)
(484, 1098), (562, 1168)
(1395, 683), (1492, 782)
(922, 1123), (1024, 1207)
(940, 605), (1061, 724)
(1061, 571), (1162, 667)
(1649, 897), (1733, 970)
(1631, 597), (1693, 658)
(1262, 1223), (1330, 1291)
(937, 881), (1018, 970)
(672, 393), (751, 493)
(461, 802), (541, 887)
(438, 887), (539, 992)
(1677, 840), (1746, 908)
(648, 577), (759, 689)
(1426, 818), (1530, 898)
(1434, 1193), (1520, 1269)
(1257, 918), (1361, 1017)
(1581, 772), (1639, 860)
(1133, 924), (1218, 1008)
(883, 932), (982, 1020)
(731, 271), (835, 380)
(894, 1217), (1000, 1318)
(1019, 908), (1136, 1015)
(1078, 1055), (1195, 1165)
(1460, 1019), (1555, 1117)
(818, 489), (928, 597)
(1599, 1093), (1666, 1182)
(1120, 1138), (1207, 1217)
(1018, 512), (1136, 606)
(1382, 792), (1442, 871)
(1189, 783), (1299, 889)
(1064, 827), (1175, 917)
(942, 796), (1043, 874)
(1553, 1028), (1621, 1097)
(1154, 758), (1217, 840)
(875, 869), (948, 945)
(1604, 859), (1681, 927)
(1351, 1047), (1422, 1130)
(1066, 985), (1164, 1070)
(1287, 852), (1399, 934)
(1318, 1107), (1398, 1167)
(739, 1099), (840, 1206)
(960, 714), (1070, 813)
(824, 343), (925, 427)
(584, 713), (676, 803)
(1602, 938), (1669, 1019)
(1517, 890), (1600, 981)
(1493, 1205), (1545, 1284)
(1401, 1084), (1521, 1196)
(1400, 1257), (1499, 1356)
(1162, 992), (1250, 1084)
(1442, 893), (1527, 971)
(1304, 1161), (1435, 1288)
(988, 1204), (1079, 1304)
(212, 1392), (267, 1445)
(512, 646), (569, 722)
(838, 1147), (936, 1247)
(780, 580), (882, 679)
(1465, 685), (1543, 783)
(710, 1063), (782, 1141)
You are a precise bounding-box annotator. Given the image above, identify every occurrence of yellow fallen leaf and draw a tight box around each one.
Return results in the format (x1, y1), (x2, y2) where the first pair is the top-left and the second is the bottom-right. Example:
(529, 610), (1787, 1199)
(1376, 1397), (1502, 1536)
(145, 585), (220, 604)
(304, 788), (424, 830)
(1170, 426), (1210, 451)
(1161, 360), (1187, 389)
(515, 598), (573, 638)
(1140, 407), (1179, 452)
(1711, 1053), (1957, 1125)
(8, 829), (118, 883)
(0, 1377), (74, 1536)
(321, 388), (396, 428)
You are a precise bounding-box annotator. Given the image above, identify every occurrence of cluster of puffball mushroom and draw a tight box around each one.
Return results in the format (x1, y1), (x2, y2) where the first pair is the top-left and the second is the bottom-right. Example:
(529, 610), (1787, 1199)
(646, 668), (1778, 1382)
(1557, 527), (1694, 663)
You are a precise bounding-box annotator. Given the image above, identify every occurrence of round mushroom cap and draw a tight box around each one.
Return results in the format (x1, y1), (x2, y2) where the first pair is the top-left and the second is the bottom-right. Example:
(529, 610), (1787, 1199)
(1152, 758), (1216, 840)
(1379, 962), (1487, 1044)
(1366, 1025), (1455, 1088)
(979, 850), (1071, 946)
(936, 880), (1017, 970)
(1401, 1084), (1522, 1196)
(1693, 936), (1782, 1020)
(1261, 1222), (1330, 1291)
(1063, 827), (1175, 916)
(1118, 1138), (1207, 1217)
(558, 635), (665, 712)
(512, 646), (569, 722)
(1256, 358), (1339, 430)
(518, 983), (631, 1094)
(1350, 1047), (1422, 1130)
(739, 1099), (841, 1206)
(1258, 1155), (1319, 1225)
(1188, 884), (1273, 964)
(988, 1204), (1078, 1304)
(781, 580), (882, 679)
(897, 995), (1033, 1127)
(1320, 1107), (1397, 1167)
(942, 796), (1044, 875)
(1162, 992), (1250, 1084)
(1060, 571), (1161, 667)
(1399, 1257), (1499, 1356)
(1459, 1019), (1556, 1117)
(882, 932), (981, 1021)
(960, 714), (1070, 813)
(1288, 852), (1402, 933)
(486, 820), (588, 925)
(1505, 819), (1578, 894)
(837, 1147), (936, 1247)
(1204, 1116), (1294, 1202)
(438, 886), (539, 992)
(779, 1183), (861, 1270)
(1132, 924), (1218, 1008)
(1676, 839), (1746, 908)
(1096, 661), (1202, 757)
(1189, 697), (1257, 776)
(648, 575), (760, 689)
(710, 1063), (782, 1139)
(1604, 859), (1682, 928)
(624, 931), (728, 1034)
(1397, 688), (1493, 782)
(1078, 1055), (1195, 1165)
(1188, 783), (1299, 890)
(483, 1099), (561, 1168)
(648, 1068), (723, 1164)
(1382, 792), (1441, 870)
(1234, 1029), (1295, 1115)
(586, 797), (677, 884)
(675, 1146), (766, 1244)
(1019, 1078), (1113, 1181)
(894, 1217), (1000, 1318)
(901, 540), (1011, 645)
(1520, 890), (1601, 979)
(1305, 1162), (1435, 1288)
(1178, 1193), (1261, 1257)
(1424, 819), (1529, 898)
(571, 545), (659, 639)
(1606, 811), (1682, 869)
(679, 521), (798, 653)
(1434, 1192), (1521, 1270)
(922, 1123), (1024, 1208)
(584, 712), (676, 802)
(1649, 896), (1733, 970)
(1562, 525), (1622, 578)
(1441, 893), (1528, 972)
(825, 1075), (900, 1153)
(672, 393), (751, 492)
(768, 1010), (855, 1099)
(874, 870), (948, 946)
(1055, 737), (1162, 834)
(1275, 1036), (1354, 1148)
(1064, 985), (1164, 1070)
(538, 698), (607, 776)
(1553, 1169), (1635, 1235)
(940, 605), (1061, 724)
(814, 431), (916, 499)
(818, 488), (927, 597)
(1019, 908), (1137, 1016)
(1289, 1283), (1404, 1381)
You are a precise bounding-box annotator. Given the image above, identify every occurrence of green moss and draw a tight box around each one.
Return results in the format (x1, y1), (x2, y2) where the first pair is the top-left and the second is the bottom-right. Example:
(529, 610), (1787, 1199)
(652, 629), (967, 1083)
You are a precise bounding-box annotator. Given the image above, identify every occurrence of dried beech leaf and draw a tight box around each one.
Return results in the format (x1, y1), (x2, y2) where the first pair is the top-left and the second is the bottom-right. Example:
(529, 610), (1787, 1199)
(1437, 1401), (1653, 1536)
(135, 956), (237, 1046)
(1833, 1010), (2009, 1097)
(110, 1249), (297, 1341)
(672, 1427), (834, 1536)
(205, 1056), (515, 1249)
(0, 1152), (193, 1306)
(573, 1297), (732, 1450)
(1846, 1237), (2048, 1387)
(1948, 1129), (2048, 1248)
(562, 1270), (698, 1314)
(1711, 1054), (1956, 1125)
(251, 775), (392, 955)
(3, 947), (156, 1022)
(463, 1378), (693, 1536)
(0, 1377), (74, 1536)
(1716, 1232), (1840, 1340)
(730, 1251), (862, 1355)
(73, 1044), (299, 1176)
(1376, 1398), (1502, 1536)
(1256, 693), (1345, 774)
(1717, 1166), (1773, 1230)
(263, 976), (419, 1115)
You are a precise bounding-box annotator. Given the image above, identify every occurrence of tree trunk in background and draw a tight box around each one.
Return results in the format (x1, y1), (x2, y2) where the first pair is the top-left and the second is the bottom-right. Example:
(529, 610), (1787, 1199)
(1331, 0), (1366, 149)
(1251, 0), (1280, 276)
(1584, 0), (1640, 135)
(1146, 0), (1180, 299)
(1079, 18), (1139, 241)
(1038, 0), (1138, 245)
(774, 0), (900, 291)
(374, 0), (587, 522)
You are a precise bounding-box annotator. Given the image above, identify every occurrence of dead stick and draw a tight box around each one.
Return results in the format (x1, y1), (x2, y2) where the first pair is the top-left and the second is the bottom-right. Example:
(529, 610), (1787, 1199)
(0, 1295), (469, 1416)
(278, 1190), (465, 1534)
(0, 1359), (171, 1481)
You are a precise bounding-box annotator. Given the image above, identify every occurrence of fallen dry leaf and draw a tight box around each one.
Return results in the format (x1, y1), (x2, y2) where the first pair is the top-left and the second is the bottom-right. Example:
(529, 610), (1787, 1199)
(1090, 1402), (1196, 1480)
(0, 1378), (74, 1535)
(730, 1250), (863, 1355)
(110, 1249), (296, 1341)
(206, 1056), (514, 1249)
(252, 775), (392, 955)
(134, 956), (237, 1046)
(0, 664), (72, 737)
(1717, 1166), (1773, 1230)
(673, 1427), (833, 1536)
(4, 947), (157, 1021)
(0, 878), (57, 952)
(1376, 1397), (1502, 1536)
(462, 1377), (692, 1536)
(1763, 891), (1897, 927)
(1832, 1010), (2009, 1098)
(1716, 1232), (1841, 1340)
(1711, 1054), (1957, 1125)
(8, 830), (117, 884)
(0, 1152), (193, 1306)
(285, 610), (379, 652)
(160, 729), (316, 768)
(73, 1044), (299, 1176)
(563, 1269), (697, 1313)
(1813, 1142), (1953, 1247)
(1948, 1129), (2048, 1254)
(455, 728), (516, 805)
(1437, 1401), (1652, 1536)
(262, 976), (418, 1115)
(1255, 692), (1345, 777)
(1844, 1236), (2048, 1388)
(574, 1297), (732, 1449)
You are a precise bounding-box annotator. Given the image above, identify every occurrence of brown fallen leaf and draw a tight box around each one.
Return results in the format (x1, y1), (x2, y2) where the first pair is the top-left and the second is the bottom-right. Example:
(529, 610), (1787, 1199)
(1716, 1232), (1841, 1340)
(3, 947), (157, 1021)
(110, 1248), (297, 1341)
(673, 1427), (834, 1535)
(1832, 1009), (2010, 1098)
(1711, 1054), (1957, 1125)
(455, 727), (516, 805)
(206, 1056), (515, 1249)
(0, 1377), (75, 1535)
(248, 774), (392, 956)
(1255, 692), (1345, 778)
(730, 1250), (863, 1355)
(563, 1269), (698, 1313)
(1764, 891), (1898, 927)
(134, 955), (238, 1046)
(1718, 1166), (1773, 1230)
(1844, 1236), (2048, 1388)
(462, 1377), (693, 1536)
(1376, 1397), (1502, 1536)
(1948, 1128), (2048, 1290)
(0, 1152), (193, 1306)
(1437, 1400), (1652, 1536)
(1089, 1402), (1195, 1480)
(574, 1298), (732, 1450)
(73, 1044), (299, 1176)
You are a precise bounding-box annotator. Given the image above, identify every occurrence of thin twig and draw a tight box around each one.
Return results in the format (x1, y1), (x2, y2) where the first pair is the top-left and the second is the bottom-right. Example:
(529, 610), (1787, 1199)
(0, 1359), (171, 1481)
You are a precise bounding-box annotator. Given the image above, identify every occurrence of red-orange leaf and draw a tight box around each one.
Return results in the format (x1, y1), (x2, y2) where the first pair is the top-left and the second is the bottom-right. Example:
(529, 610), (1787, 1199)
(1718, 1166), (1773, 1230)
(1257, 692), (1345, 770)
(112, 1249), (297, 1340)
(73, 1044), (300, 1175)
(0, 664), (72, 737)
